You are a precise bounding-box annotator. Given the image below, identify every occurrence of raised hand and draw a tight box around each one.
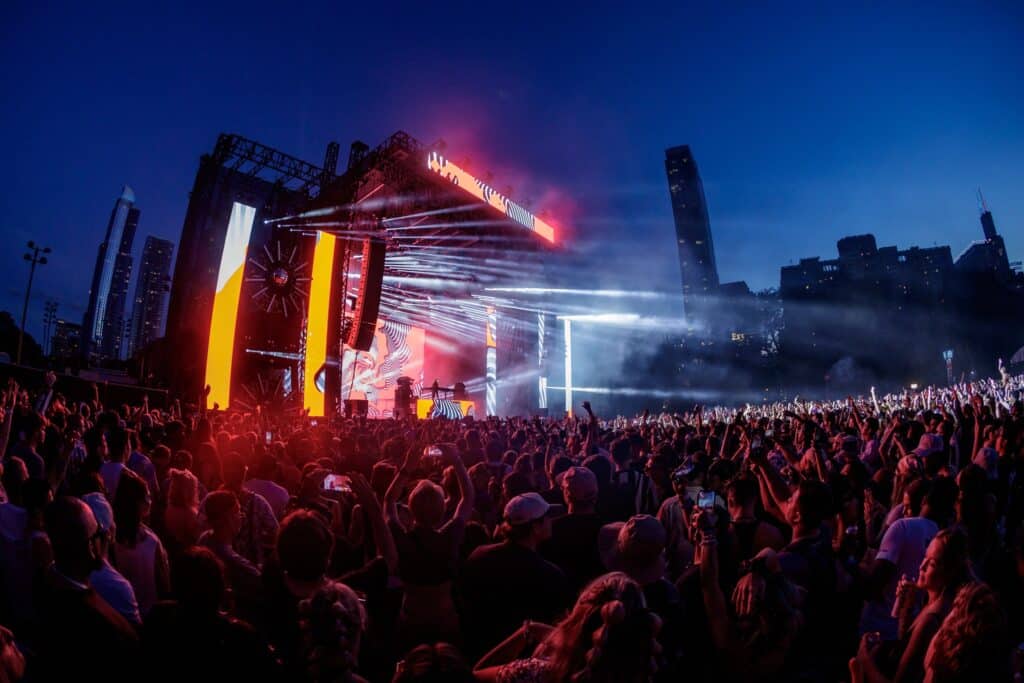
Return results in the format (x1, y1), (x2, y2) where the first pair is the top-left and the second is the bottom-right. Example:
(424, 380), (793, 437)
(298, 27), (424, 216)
(894, 574), (919, 611)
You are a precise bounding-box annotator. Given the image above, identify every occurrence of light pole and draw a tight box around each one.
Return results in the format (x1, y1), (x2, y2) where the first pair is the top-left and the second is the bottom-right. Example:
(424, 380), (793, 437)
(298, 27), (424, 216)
(42, 300), (59, 357)
(17, 241), (51, 365)
(942, 349), (954, 386)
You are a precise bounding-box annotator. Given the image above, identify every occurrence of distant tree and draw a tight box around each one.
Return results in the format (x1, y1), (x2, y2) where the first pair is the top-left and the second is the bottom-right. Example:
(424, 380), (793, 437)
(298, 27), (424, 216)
(0, 311), (45, 367)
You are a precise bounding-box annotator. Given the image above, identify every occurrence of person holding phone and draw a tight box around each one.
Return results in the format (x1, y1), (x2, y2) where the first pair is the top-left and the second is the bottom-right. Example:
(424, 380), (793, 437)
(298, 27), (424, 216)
(385, 443), (474, 650)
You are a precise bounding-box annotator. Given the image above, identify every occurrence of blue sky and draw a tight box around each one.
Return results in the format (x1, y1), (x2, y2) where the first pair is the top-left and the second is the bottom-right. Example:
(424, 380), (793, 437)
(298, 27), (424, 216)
(2, 1), (1021, 340)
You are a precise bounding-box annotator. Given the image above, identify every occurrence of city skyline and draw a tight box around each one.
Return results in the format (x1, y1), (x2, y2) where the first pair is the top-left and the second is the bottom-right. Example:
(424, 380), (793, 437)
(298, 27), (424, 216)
(127, 235), (174, 358)
(665, 145), (719, 317)
(82, 185), (139, 361)
(2, 3), (1022, 344)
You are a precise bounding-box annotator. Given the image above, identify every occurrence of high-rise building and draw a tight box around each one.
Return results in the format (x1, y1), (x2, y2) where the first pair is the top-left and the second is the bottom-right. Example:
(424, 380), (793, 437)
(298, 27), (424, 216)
(664, 145), (719, 319)
(954, 191), (1013, 284)
(779, 234), (957, 388)
(83, 186), (139, 361)
(51, 319), (82, 364)
(127, 236), (174, 357)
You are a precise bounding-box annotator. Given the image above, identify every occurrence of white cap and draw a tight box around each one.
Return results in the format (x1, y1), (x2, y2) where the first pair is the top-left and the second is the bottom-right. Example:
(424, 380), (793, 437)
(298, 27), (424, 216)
(503, 492), (551, 525)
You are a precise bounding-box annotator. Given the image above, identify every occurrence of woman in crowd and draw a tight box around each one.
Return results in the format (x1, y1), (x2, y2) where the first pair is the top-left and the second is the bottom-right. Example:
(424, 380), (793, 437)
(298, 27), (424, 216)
(162, 467), (201, 555)
(299, 580), (369, 683)
(853, 527), (974, 682)
(474, 572), (662, 683)
(112, 468), (170, 615)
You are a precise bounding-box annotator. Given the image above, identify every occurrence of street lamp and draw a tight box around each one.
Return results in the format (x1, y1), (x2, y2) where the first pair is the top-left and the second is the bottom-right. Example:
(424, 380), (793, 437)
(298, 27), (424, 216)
(942, 349), (954, 386)
(42, 300), (59, 357)
(17, 240), (51, 365)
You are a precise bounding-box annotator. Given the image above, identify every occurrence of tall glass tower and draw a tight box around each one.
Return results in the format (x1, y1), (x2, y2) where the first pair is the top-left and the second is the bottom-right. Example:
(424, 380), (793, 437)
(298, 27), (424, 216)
(127, 236), (174, 358)
(83, 186), (139, 360)
(664, 145), (719, 318)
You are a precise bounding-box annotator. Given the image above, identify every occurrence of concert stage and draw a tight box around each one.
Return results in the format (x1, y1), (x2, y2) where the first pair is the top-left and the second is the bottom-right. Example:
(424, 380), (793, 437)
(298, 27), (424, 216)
(165, 131), (560, 418)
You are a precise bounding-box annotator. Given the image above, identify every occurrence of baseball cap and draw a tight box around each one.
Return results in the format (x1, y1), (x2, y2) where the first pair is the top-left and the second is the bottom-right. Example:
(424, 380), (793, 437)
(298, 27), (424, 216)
(503, 492), (552, 525)
(600, 515), (667, 574)
(81, 492), (115, 534)
(561, 466), (598, 502)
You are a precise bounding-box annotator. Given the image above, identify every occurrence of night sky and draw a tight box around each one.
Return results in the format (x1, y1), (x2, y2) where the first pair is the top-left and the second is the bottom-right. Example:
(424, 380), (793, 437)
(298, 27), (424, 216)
(2, 1), (1022, 342)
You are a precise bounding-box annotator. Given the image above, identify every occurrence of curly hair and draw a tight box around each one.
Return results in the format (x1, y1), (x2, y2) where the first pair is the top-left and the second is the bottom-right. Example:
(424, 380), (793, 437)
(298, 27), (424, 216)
(539, 572), (661, 683)
(299, 581), (367, 682)
(925, 582), (1008, 682)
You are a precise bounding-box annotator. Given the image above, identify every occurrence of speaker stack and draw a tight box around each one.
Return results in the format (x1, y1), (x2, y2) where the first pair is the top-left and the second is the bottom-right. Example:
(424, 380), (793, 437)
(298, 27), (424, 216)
(346, 234), (386, 351)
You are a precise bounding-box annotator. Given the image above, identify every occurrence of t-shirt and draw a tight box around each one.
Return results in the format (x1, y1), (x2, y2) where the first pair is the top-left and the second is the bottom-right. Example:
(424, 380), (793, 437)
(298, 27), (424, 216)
(36, 572), (140, 681)
(540, 512), (604, 593)
(876, 516), (938, 608)
(390, 518), (465, 586)
(460, 540), (570, 657)
(90, 559), (142, 625)
(100, 461), (127, 501)
(245, 479), (290, 520)
(127, 451), (160, 497)
(113, 525), (168, 616)
(198, 532), (262, 587)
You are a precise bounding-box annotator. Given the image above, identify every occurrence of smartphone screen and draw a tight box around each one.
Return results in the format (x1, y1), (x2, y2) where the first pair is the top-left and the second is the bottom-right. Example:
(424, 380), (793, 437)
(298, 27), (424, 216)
(264, 431), (272, 444)
(698, 490), (716, 510)
(322, 474), (351, 493)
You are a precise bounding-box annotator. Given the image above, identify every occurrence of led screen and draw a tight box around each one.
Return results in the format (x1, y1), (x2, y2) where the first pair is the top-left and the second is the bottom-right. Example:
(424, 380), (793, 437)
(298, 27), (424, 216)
(427, 151), (556, 243)
(416, 398), (476, 420)
(342, 318), (425, 417)
(304, 231), (336, 416)
(205, 202), (257, 409)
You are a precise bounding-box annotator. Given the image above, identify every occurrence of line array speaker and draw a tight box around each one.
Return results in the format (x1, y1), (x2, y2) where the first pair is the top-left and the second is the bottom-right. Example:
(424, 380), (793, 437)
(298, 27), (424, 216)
(346, 236), (385, 351)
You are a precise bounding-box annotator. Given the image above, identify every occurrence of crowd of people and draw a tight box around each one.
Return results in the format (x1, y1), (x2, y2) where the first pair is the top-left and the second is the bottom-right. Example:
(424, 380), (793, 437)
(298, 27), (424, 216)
(0, 369), (1022, 682)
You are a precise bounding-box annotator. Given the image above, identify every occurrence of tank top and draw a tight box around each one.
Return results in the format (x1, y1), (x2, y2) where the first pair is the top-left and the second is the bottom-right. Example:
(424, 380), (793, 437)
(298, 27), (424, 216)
(113, 526), (162, 615)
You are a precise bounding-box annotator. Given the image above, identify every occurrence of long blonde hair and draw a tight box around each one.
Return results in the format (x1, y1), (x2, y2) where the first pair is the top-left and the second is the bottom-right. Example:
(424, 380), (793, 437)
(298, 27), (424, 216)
(926, 582), (1008, 682)
(539, 572), (661, 683)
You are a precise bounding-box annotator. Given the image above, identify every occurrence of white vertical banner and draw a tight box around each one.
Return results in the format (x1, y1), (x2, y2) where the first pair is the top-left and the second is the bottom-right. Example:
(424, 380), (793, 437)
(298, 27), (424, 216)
(537, 312), (547, 410)
(563, 318), (573, 417)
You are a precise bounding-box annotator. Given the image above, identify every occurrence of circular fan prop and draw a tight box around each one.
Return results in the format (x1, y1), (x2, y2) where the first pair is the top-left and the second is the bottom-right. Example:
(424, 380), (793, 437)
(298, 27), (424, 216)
(246, 239), (310, 317)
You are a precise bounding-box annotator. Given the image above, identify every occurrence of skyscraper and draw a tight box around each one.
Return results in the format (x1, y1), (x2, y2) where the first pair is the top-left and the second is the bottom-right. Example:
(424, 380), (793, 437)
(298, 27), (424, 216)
(51, 319), (82, 365)
(664, 145), (719, 318)
(83, 185), (139, 361)
(127, 236), (174, 358)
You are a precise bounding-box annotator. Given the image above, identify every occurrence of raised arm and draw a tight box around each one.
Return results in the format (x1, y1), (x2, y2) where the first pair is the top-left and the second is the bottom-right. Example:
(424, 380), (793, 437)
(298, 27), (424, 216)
(750, 451), (794, 519)
(696, 511), (730, 651)
(349, 472), (398, 575)
(581, 401), (598, 456)
(384, 445), (420, 527)
(440, 443), (475, 524)
(0, 381), (18, 459)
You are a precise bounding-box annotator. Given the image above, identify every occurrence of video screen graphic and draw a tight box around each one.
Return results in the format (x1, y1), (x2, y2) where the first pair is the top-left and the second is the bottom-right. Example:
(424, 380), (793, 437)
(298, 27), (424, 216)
(205, 202), (257, 409)
(416, 398), (476, 420)
(304, 231), (337, 417)
(342, 318), (425, 417)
